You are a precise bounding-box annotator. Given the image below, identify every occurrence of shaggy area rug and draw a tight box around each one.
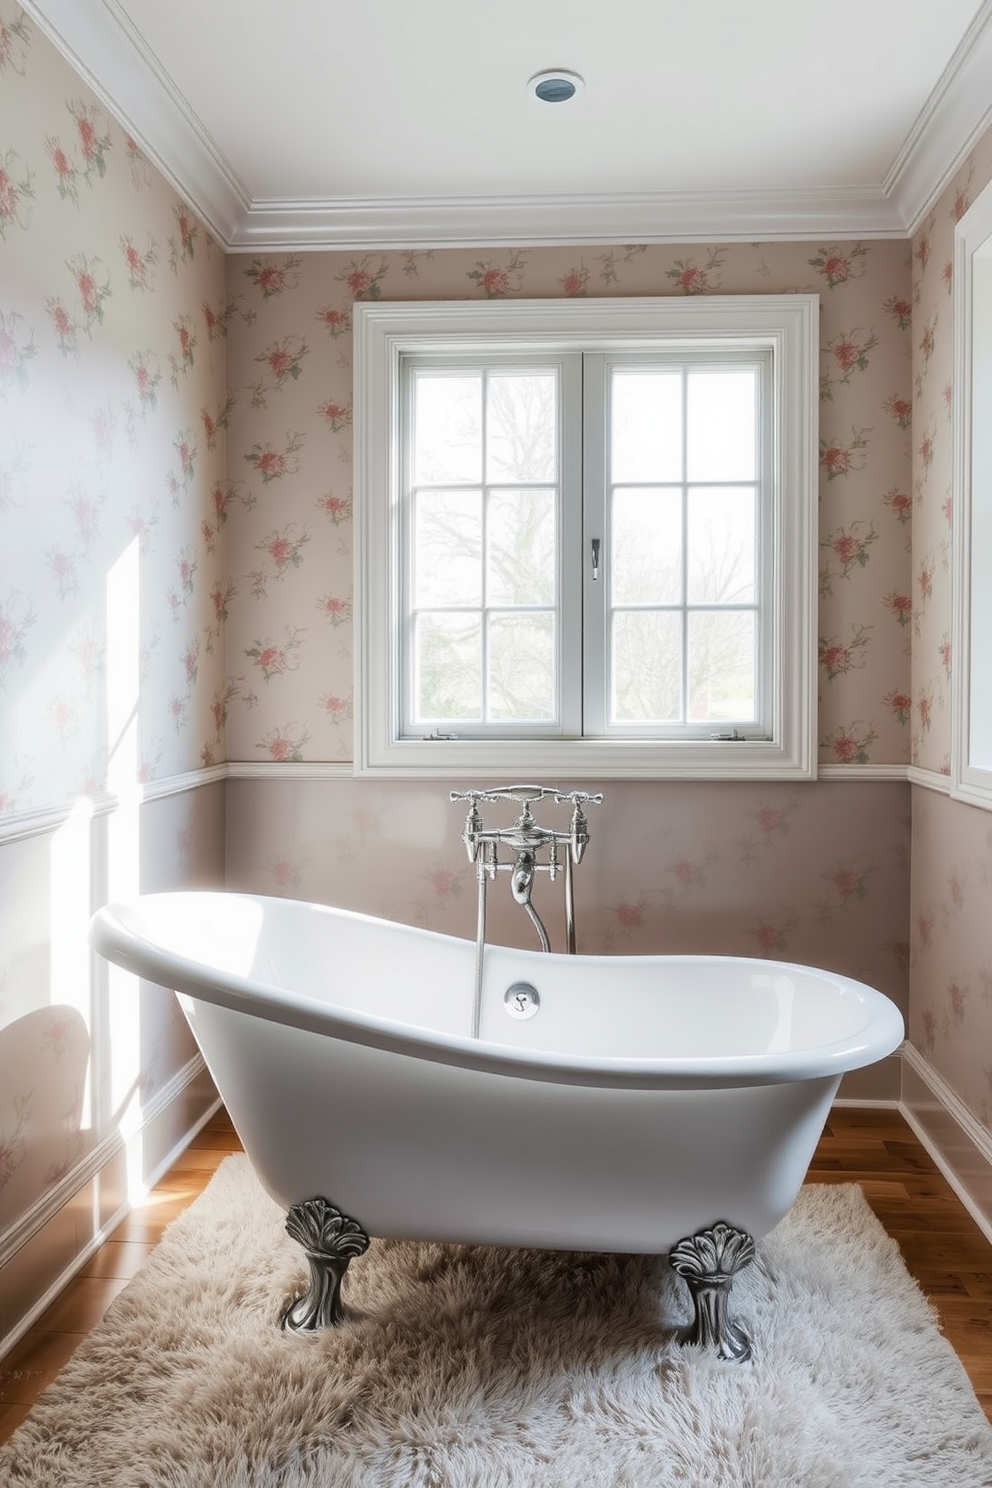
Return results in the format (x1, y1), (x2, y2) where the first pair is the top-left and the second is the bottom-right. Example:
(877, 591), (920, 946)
(3, 1157), (992, 1488)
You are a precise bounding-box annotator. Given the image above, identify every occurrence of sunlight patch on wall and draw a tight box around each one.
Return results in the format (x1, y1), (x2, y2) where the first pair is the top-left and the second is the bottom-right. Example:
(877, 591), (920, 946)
(104, 539), (143, 1155)
(49, 795), (94, 1131)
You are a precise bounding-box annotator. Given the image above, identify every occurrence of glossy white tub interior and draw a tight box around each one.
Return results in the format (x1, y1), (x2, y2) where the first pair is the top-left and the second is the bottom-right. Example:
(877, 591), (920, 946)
(90, 890), (905, 1254)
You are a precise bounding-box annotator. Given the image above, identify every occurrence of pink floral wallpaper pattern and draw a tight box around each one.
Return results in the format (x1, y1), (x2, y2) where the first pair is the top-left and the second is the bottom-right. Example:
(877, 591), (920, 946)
(222, 240), (914, 767)
(0, 3), (225, 1254)
(0, 9), (227, 810)
(908, 129), (992, 1131)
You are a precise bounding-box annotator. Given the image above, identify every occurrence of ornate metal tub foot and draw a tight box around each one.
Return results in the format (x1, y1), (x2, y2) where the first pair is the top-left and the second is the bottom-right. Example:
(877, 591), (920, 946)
(281, 1197), (370, 1332)
(670, 1221), (756, 1363)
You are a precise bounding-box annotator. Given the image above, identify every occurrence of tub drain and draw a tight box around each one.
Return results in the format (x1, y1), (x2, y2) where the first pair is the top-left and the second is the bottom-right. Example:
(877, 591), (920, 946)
(504, 982), (540, 1019)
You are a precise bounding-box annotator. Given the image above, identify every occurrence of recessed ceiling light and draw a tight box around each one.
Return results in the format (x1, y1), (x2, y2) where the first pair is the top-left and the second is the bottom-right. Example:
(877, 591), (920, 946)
(527, 69), (584, 104)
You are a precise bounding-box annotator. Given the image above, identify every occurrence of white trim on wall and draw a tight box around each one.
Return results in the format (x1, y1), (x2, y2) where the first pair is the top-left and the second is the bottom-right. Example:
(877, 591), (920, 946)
(950, 179), (992, 813)
(817, 764), (909, 781)
(907, 765), (952, 795)
(0, 766), (227, 845)
(0, 763), (935, 846)
(224, 762), (353, 781)
(18, 0), (992, 250)
(900, 1043), (992, 1248)
(229, 188), (907, 252)
(0, 1056), (219, 1358)
(886, 0), (992, 237)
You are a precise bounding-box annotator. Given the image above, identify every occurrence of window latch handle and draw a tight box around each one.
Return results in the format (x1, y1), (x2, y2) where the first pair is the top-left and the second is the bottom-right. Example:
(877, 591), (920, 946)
(591, 537), (600, 581)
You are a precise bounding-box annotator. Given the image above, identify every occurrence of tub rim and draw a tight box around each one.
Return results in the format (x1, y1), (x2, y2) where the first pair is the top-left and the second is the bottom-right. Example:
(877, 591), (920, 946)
(89, 890), (905, 1093)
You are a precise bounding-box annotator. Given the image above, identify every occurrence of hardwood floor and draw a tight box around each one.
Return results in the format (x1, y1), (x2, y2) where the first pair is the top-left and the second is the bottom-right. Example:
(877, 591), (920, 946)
(1, 1105), (990, 1445)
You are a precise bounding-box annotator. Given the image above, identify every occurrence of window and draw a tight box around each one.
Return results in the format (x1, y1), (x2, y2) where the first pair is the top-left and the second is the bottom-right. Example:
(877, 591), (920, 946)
(952, 176), (992, 809)
(354, 296), (818, 779)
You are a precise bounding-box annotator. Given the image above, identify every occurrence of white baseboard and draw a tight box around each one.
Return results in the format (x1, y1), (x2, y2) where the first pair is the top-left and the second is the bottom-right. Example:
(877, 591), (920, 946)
(899, 1042), (992, 1248)
(0, 1057), (219, 1359)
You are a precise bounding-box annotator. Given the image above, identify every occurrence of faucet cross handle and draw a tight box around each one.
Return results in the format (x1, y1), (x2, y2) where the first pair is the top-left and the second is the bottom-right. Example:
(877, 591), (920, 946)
(552, 790), (604, 806)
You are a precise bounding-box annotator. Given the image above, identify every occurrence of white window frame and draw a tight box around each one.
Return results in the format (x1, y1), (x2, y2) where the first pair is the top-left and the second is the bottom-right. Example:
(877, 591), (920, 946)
(952, 178), (992, 810)
(354, 296), (819, 780)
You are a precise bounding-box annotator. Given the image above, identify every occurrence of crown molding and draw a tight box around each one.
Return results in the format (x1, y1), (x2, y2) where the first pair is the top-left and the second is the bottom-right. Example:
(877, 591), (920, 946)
(18, 0), (249, 244)
(19, 0), (992, 250)
(230, 188), (907, 252)
(885, 0), (992, 235)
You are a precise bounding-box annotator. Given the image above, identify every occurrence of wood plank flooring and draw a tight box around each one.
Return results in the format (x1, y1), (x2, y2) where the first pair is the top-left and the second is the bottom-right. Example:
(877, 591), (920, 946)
(1, 1105), (990, 1445)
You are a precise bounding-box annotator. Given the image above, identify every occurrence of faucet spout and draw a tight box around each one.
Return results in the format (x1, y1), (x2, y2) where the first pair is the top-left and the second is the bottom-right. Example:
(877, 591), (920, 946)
(510, 851), (536, 905)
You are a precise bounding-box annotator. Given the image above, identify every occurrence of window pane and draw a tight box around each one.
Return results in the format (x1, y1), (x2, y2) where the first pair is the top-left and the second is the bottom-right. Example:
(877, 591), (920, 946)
(611, 611), (682, 722)
(414, 613), (481, 721)
(413, 373), (482, 485)
(687, 611), (755, 721)
(686, 369), (756, 482)
(415, 490), (482, 606)
(612, 487), (682, 604)
(487, 488), (556, 606)
(486, 373), (557, 483)
(687, 487), (756, 604)
(488, 613), (555, 720)
(611, 369), (682, 484)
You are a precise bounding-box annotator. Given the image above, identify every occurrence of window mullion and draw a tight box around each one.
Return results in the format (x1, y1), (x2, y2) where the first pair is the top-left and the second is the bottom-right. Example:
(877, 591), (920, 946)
(680, 364), (689, 726)
(480, 371), (490, 726)
(580, 353), (607, 736)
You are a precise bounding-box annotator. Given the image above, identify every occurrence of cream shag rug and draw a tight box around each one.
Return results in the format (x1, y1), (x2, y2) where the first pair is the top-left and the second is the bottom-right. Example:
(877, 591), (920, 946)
(3, 1156), (992, 1488)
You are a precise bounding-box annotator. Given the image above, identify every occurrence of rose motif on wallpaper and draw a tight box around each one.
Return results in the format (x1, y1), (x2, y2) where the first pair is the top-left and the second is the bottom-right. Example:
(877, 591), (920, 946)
(335, 256), (388, 301)
(821, 327), (878, 398)
(257, 724), (311, 762)
(317, 399), (352, 432)
(818, 624), (871, 682)
(808, 242), (868, 289)
(245, 628), (305, 682)
(558, 263), (589, 297)
(0, 8), (30, 74)
(467, 252), (527, 298)
(249, 525), (310, 597)
(819, 426), (870, 481)
(251, 336), (309, 407)
(819, 522), (878, 595)
(119, 232), (158, 292)
(169, 202), (198, 267)
(244, 432), (304, 483)
(882, 488), (912, 524)
(0, 147), (33, 236)
(318, 491), (351, 524)
(821, 721), (879, 765)
(318, 693), (352, 726)
(883, 690), (913, 726)
(202, 295), (238, 341)
(316, 305), (351, 337)
(665, 249), (726, 295)
(884, 393), (913, 429)
(68, 99), (111, 180)
(168, 313), (196, 384)
(242, 254), (302, 298)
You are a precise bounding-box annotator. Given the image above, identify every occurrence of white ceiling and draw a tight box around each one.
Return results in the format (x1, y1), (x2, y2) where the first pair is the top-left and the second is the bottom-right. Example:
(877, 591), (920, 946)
(21, 0), (992, 249)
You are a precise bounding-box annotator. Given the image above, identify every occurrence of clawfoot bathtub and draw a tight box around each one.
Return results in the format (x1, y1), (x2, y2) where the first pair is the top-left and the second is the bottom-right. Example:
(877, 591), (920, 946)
(90, 891), (904, 1361)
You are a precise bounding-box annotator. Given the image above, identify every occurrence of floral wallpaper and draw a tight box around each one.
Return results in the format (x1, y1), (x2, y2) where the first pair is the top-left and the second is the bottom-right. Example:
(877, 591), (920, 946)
(908, 128), (992, 1134)
(0, 2), (225, 1265)
(223, 240), (914, 767)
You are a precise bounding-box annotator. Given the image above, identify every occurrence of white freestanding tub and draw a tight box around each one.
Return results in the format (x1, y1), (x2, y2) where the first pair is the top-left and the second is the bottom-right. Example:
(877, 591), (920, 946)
(90, 890), (904, 1358)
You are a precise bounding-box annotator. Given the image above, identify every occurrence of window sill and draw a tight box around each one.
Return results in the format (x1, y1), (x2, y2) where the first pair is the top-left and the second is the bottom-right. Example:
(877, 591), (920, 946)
(354, 734), (816, 781)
